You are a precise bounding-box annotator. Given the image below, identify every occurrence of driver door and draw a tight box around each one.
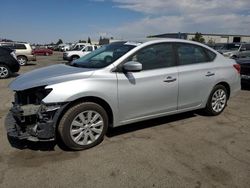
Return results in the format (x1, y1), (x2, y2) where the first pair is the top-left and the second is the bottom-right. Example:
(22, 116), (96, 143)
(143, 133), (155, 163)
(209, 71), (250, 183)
(116, 43), (178, 125)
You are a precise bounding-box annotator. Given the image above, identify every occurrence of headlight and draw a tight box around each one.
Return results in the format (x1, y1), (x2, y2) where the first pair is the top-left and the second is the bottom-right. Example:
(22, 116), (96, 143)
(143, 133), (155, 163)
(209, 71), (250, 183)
(15, 86), (53, 105)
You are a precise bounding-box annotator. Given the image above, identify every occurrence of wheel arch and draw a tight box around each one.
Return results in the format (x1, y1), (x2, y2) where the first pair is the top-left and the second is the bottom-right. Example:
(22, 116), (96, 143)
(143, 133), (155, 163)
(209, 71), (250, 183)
(17, 55), (28, 59)
(215, 81), (231, 99)
(55, 96), (114, 130)
(71, 55), (80, 59)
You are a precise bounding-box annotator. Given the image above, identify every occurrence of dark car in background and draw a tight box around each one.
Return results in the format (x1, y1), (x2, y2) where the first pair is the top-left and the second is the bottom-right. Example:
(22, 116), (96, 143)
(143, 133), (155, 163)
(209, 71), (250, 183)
(0, 47), (20, 78)
(32, 48), (53, 56)
(0, 42), (36, 65)
(236, 58), (250, 86)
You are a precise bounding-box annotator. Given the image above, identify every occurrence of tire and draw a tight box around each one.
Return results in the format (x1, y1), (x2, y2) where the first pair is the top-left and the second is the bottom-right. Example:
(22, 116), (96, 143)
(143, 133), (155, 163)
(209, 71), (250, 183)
(71, 56), (79, 61)
(0, 64), (10, 79)
(204, 85), (228, 116)
(17, 56), (28, 66)
(58, 102), (108, 150)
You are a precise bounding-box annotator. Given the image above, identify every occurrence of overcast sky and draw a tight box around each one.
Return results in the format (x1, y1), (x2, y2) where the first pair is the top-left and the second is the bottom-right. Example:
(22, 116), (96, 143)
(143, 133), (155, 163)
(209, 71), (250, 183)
(0, 0), (250, 43)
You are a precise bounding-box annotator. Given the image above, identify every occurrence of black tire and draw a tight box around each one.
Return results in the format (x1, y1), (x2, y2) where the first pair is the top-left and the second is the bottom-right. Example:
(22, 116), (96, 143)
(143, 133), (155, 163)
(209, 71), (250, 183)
(71, 55), (79, 61)
(58, 102), (108, 150)
(204, 85), (228, 116)
(0, 64), (11, 79)
(17, 56), (28, 66)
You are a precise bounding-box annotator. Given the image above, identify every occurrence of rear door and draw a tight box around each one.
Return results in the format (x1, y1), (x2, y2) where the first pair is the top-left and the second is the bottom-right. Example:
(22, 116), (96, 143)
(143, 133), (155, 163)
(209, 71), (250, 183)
(176, 43), (217, 110)
(117, 43), (178, 124)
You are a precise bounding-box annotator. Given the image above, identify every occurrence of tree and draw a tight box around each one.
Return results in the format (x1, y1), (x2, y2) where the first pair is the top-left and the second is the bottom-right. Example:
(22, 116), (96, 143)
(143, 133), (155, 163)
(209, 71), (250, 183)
(56, 39), (63, 45)
(191, 32), (205, 43)
(79, 40), (86, 43)
(99, 37), (109, 45)
(207, 38), (215, 45)
(87, 37), (91, 44)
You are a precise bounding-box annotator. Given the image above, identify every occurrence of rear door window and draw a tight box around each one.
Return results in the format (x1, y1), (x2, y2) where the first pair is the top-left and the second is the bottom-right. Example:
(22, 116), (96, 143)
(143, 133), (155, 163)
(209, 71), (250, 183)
(176, 43), (210, 65)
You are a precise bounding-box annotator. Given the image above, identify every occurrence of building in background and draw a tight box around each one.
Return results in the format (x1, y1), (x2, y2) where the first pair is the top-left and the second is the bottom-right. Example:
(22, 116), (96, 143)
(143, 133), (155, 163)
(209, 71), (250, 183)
(149, 33), (250, 43)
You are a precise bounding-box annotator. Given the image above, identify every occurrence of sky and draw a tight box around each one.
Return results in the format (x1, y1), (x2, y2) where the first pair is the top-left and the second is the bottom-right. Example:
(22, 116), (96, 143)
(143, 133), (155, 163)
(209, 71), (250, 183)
(0, 0), (250, 44)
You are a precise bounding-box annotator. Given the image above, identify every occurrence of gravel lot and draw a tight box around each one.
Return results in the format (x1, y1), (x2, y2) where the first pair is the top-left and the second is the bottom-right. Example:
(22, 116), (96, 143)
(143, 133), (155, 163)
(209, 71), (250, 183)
(0, 52), (250, 188)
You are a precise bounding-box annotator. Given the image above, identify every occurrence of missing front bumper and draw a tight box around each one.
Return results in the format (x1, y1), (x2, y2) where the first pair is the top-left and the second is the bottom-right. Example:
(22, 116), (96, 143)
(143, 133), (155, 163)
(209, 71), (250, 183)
(6, 103), (64, 141)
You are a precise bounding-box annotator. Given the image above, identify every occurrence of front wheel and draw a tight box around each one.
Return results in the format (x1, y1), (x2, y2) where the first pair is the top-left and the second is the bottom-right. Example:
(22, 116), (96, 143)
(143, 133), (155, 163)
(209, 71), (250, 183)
(204, 85), (228, 116)
(0, 64), (11, 79)
(58, 102), (108, 150)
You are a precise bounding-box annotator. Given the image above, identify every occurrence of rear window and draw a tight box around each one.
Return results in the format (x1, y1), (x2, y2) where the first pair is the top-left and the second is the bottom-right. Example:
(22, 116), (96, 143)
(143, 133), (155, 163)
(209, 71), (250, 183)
(14, 44), (27, 49)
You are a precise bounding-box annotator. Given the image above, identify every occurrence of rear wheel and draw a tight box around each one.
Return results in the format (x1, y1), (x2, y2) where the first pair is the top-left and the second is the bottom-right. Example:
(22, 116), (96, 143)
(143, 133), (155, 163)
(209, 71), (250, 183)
(17, 56), (28, 66)
(204, 85), (228, 116)
(0, 64), (10, 79)
(58, 102), (108, 150)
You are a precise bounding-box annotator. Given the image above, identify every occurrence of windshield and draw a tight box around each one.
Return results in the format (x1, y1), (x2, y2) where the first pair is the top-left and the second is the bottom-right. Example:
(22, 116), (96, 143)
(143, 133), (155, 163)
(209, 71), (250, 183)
(71, 45), (85, 51)
(71, 42), (136, 68)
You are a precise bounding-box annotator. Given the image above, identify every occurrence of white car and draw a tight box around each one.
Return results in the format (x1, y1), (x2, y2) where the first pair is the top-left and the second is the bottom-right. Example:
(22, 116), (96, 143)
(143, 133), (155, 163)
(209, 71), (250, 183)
(8, 39), (241, 150)
(63, 45), (98, 61)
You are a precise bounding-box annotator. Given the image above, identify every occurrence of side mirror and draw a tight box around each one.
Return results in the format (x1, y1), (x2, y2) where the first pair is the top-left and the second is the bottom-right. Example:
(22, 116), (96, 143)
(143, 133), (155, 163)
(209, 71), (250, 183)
(123, 61), (142, 72)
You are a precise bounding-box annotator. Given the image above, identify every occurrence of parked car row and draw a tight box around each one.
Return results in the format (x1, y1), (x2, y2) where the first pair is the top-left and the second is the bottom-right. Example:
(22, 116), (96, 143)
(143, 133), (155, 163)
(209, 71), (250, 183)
(0, 42), (36, 65)
(209, 42), (250, 59)
(32, 47), (53, 56)
(0, 47), (20, 78)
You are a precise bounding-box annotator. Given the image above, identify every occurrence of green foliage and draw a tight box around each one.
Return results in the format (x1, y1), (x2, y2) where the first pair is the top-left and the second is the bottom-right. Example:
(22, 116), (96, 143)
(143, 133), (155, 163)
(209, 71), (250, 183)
(87, 37), (91, 44)
(56, 39), (63, 45)
(191, 32), (205, 43)
(99, 37), (109, 45)
(79, 40), (86, 43)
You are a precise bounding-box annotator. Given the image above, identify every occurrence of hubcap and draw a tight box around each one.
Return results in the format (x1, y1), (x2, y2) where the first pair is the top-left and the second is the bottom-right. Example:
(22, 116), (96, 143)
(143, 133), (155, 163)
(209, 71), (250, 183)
(70, 110), (104, 145)
(18, 58), (26, 65)
(211, 89), (227, 113)
(0, 66), (8, 78)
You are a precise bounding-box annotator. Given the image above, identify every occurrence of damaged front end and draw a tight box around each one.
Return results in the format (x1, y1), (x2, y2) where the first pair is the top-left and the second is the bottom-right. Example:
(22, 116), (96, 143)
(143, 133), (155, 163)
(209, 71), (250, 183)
(7, 86), (66, 141)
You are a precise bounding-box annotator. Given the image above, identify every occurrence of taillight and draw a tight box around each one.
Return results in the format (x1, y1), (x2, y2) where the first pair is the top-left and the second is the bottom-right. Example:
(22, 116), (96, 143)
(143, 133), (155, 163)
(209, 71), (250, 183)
(233, 64), (241, 74)
(31, 50), (34, 55)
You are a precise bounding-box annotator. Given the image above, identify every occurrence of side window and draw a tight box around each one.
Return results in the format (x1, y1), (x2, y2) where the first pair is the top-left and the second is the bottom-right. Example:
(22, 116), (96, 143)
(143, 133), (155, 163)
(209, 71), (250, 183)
(177, 44), (209, 65)
(14, 44), (26, 49)
(86, 46), (93, 51)
(204, 48), (216, 61)
(128, 43), (175, 70)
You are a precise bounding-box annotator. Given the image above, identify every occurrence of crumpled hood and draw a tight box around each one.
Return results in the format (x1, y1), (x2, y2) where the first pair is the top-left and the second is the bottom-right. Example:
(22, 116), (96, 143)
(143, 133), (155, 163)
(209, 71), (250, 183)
(9, 64), (95, 91)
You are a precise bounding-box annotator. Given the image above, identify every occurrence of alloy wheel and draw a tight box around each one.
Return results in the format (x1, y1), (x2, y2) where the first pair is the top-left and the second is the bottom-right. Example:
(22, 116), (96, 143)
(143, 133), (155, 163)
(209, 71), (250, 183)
(70, 110), (104, 146)
(211, 89), (227, 113)
(0, 66), (9, 78)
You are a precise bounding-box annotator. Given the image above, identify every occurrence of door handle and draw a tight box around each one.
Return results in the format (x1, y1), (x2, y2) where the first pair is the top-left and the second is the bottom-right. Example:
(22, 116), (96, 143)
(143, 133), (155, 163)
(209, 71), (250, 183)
(163, 76), (177, 83)
(205, 72), (215, 77)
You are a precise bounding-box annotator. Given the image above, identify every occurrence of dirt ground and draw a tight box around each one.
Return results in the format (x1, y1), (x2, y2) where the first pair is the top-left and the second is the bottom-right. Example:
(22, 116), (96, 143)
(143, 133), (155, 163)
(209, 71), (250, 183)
(0, 52), (250, 188)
